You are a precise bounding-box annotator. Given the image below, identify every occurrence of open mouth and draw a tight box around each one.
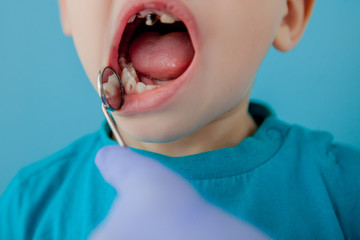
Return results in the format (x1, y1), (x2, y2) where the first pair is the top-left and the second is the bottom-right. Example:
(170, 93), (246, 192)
(119, 9), (195, 93)
(107, 1), (199, 114)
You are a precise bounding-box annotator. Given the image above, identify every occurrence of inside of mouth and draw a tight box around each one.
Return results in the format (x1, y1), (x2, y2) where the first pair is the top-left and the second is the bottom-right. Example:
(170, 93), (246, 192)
(117, 9), (195, 94)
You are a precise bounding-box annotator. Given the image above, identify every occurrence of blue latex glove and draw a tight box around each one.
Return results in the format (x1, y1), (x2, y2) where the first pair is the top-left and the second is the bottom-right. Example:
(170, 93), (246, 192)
(89, 145), (270, 240)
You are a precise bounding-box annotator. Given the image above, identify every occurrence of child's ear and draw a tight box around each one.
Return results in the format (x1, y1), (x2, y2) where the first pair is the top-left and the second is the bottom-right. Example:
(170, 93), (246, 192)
(58, 0), (71, 36)
(273, 0), (315, 52)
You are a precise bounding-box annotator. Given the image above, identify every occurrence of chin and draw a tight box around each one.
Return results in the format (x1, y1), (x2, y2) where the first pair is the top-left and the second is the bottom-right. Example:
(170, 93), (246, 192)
(121, 125), (190, 143)
(117, 112), (202, 144)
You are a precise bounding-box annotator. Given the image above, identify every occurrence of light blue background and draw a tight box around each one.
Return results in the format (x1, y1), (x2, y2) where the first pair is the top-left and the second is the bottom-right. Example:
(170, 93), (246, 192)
(0, 1), (359, 194)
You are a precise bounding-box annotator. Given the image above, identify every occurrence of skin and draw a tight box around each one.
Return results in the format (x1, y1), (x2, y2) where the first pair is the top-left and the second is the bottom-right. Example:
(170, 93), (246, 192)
(59, 0), (315, 157)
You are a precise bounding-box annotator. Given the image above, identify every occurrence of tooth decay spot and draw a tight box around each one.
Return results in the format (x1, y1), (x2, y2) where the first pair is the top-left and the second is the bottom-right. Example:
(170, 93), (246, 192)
(145, 14), (158, 26)
(121, 67), (133, 85)
(126, 78), (137, 94)
(118, 56), (160, 95)
(103, 85), (114, 98)
(133, 10), (179, 26)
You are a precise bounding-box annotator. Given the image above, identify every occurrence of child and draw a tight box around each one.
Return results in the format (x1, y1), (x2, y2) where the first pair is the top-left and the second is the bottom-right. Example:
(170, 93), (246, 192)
(1, 0), (359, 239)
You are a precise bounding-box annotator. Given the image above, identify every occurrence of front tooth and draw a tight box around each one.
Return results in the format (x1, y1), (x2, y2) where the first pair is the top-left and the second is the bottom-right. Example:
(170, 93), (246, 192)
(145, 19), (154, 26)
(137, 10), (150, 18)
(145, 14), (158, 26)
(160, 13), (176, 24)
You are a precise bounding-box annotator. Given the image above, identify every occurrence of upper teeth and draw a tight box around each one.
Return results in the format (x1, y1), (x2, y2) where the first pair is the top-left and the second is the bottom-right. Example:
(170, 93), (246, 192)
(103, 73), (121, 98)
(129, 10), (179, 25)
(159, 13), (176, 24)
(146, 14), (158, 26)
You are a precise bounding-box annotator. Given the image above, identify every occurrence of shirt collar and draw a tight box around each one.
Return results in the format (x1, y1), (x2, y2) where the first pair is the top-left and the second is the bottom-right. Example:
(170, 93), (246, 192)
(98, 102), (289, 180)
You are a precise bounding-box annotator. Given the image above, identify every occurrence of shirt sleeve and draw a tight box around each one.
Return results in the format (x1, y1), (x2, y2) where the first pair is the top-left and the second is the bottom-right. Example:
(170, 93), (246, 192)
(0, 174), (25, 240)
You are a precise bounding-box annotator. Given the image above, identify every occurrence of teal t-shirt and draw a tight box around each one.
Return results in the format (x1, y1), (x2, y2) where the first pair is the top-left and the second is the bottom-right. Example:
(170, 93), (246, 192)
(1, 103), (359, 239)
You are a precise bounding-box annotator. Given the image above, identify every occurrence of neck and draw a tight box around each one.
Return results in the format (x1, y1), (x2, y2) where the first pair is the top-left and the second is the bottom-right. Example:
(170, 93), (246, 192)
(116, 99), (258, 157)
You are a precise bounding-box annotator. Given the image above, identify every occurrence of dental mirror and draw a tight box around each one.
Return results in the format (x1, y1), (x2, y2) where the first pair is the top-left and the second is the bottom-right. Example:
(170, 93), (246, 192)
(98, 66), (126, 147)
(98, 67), (124, 111)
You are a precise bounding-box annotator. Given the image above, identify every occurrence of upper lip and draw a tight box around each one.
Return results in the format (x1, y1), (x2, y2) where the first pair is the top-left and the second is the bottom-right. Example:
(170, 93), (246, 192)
(108, 0), (200, 77)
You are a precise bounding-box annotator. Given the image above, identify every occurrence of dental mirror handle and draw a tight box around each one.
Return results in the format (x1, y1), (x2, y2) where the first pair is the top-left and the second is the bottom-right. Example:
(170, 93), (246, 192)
(98, 66), (126, 147)
(101, 104), (126, 147)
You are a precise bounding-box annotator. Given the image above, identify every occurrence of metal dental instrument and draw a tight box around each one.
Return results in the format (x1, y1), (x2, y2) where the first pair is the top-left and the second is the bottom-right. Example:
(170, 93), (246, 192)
(97, 66), (126, 147)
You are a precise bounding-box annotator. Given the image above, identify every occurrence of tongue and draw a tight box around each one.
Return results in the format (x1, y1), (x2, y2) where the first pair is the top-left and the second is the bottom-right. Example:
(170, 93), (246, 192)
(129, 32), (194, 80)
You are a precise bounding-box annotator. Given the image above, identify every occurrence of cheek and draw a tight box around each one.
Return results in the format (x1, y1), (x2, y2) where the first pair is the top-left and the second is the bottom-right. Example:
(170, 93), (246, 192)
(198, 0), (283, 88)
(67, 1), (116, 86)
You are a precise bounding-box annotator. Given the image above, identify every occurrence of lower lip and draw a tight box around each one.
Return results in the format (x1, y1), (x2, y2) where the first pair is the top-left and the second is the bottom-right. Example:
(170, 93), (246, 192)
(115, 57), (196, 115)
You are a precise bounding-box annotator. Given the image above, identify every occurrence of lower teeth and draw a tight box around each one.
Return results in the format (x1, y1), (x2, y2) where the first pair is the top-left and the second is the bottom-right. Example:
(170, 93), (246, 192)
(103, 73), (121, 98)
(119, 56), (160, 94)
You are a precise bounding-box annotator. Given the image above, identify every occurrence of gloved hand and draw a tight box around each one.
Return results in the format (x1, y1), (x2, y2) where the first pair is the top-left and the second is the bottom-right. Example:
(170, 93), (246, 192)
(89, 145), (270, 240)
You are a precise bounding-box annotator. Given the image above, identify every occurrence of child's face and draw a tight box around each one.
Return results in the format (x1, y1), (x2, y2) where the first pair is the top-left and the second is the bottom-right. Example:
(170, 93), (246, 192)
(62, 0), (286, 143)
